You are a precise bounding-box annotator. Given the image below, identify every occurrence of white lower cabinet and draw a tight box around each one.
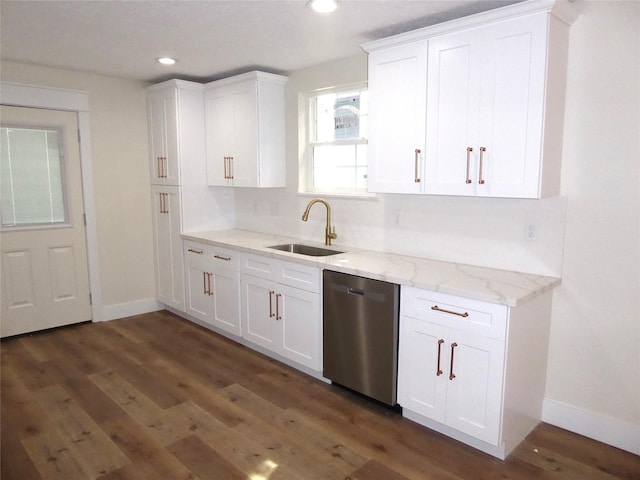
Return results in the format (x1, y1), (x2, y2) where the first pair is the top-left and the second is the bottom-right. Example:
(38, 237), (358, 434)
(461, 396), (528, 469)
(240, 253), (321, 371)
(183, 240), (240, 336)
(398, 286), (552, 459)
(399, 315), (505, 445)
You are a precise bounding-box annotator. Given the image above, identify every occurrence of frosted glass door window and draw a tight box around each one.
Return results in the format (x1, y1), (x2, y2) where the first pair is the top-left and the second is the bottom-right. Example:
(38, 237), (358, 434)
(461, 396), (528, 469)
(1, 126), (67, 227)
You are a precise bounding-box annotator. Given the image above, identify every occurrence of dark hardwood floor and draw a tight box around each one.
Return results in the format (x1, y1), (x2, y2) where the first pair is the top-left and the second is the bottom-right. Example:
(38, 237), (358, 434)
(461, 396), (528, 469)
(2, 310), (638, 479)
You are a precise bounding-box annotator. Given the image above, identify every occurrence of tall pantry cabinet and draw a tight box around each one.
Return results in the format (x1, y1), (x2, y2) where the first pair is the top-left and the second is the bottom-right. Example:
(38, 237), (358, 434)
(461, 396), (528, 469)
(148, 80), (234, 312)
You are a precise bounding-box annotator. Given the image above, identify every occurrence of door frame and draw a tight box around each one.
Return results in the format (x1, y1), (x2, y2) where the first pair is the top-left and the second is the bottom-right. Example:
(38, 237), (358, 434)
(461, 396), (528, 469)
(1, 82), (104, 322)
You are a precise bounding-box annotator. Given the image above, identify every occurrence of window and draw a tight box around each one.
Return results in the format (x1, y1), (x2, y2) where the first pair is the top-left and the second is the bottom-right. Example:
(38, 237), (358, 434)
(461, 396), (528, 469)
(303, 84), (368, 195)
(1, 126), (68, 228)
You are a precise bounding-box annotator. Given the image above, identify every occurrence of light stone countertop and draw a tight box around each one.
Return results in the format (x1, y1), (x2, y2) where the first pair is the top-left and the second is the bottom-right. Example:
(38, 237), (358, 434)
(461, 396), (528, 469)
(182, 229), (561, 307)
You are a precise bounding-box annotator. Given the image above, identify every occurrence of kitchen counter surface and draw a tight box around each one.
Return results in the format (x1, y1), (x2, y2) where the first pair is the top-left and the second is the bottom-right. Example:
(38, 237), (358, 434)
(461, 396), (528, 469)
(182, 229), (561, 307)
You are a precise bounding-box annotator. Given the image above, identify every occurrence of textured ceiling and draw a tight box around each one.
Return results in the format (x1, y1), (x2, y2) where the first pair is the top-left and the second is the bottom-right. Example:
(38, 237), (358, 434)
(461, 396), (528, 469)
(1, 0), (521, 83)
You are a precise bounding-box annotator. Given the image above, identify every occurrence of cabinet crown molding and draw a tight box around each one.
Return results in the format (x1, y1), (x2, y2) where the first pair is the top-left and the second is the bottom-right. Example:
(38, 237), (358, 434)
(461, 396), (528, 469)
(361, 0), (578, 53)
(147, 79), (204, 92)
(205, 70), (289, 89)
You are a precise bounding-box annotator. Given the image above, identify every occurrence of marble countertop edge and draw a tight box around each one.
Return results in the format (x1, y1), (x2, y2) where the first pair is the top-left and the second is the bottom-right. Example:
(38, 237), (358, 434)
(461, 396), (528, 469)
(182, 229), (561, 308)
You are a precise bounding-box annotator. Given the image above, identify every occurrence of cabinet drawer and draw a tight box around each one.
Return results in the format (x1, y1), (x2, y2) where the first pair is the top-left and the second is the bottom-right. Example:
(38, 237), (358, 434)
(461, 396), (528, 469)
(401, 287), (508, 340)
(184, 240), (211, 267)
(184, 240), (238, 271)
(240, 253), (320, 293)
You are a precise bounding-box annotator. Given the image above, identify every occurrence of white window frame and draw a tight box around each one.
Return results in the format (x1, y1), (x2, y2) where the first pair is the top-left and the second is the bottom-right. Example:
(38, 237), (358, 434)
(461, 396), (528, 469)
(299, 83), (371, 197)
(1, 124), (71, 230)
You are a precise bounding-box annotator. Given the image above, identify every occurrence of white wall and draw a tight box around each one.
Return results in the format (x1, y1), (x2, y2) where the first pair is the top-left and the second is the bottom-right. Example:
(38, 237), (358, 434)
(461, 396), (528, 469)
(0, 62), (156, 315)
(543, 0), (640, 453)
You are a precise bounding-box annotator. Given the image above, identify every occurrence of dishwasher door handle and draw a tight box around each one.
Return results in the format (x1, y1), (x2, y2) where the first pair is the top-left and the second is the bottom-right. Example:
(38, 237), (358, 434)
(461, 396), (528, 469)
(347, 287), (365, 296)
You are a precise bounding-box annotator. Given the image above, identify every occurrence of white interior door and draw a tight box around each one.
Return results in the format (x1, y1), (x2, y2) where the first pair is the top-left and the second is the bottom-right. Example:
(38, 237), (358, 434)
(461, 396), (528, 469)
(1, 105), (92, 337)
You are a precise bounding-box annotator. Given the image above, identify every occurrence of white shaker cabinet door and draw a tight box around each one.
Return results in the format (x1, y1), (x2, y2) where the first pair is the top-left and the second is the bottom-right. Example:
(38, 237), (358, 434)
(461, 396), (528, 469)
(424, 28), (481, 195)
(240, 274), (279, 351)
(148, 88), (180, 186)
(151, 186), (184, 311)
(226, 81), (259, 188)
(185, 262), (214, 323)
(367, 41), (428, 194)
(475, 14), (548, 198)
(205, 86), (234, 186)
(444, 329), (505, 445)
(398, 316), (449, 423)
(279, 284), (321, 371)
(211, 269), (241, 336)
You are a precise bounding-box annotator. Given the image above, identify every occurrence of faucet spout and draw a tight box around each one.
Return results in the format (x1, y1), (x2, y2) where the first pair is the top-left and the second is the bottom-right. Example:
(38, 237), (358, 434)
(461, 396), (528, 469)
(301, 198), (338, 246)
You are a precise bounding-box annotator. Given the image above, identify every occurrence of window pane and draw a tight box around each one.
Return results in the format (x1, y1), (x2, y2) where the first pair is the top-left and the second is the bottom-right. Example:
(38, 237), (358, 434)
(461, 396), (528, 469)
(312, 144), (368, 189)
(314, 88), (367, 142)
(1, 127), (67, 227)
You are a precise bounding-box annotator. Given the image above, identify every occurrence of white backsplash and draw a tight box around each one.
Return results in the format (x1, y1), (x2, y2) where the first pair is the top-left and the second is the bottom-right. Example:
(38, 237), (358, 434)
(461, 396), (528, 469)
(233, 189), (567, 277)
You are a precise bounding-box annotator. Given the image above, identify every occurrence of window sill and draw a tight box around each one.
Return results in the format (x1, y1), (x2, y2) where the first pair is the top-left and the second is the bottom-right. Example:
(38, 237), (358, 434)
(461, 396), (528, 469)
(297, 190), (378, 201)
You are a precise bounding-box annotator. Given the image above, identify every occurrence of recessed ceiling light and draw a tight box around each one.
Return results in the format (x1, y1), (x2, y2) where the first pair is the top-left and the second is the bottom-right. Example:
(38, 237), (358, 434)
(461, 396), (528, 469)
(307, 0), (338, 14)
(157, 57), (177, 65)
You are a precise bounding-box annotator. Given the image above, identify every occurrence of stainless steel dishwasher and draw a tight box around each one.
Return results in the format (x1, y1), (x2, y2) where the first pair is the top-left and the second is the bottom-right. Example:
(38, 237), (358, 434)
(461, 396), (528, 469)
(323, 270), (400, 406)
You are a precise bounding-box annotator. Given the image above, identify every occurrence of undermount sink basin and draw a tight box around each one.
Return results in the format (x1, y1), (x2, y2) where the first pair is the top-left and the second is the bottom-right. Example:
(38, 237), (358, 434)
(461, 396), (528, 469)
(268, 243), (344, 257)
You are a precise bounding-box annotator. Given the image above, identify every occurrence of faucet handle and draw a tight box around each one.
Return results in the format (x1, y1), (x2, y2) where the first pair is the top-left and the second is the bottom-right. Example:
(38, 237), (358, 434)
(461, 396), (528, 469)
(329, 226), (337, 239)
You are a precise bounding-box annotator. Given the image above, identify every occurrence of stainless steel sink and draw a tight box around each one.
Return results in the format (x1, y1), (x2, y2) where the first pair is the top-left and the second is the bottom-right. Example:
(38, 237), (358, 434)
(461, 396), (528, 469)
(268, 243), (344, 257)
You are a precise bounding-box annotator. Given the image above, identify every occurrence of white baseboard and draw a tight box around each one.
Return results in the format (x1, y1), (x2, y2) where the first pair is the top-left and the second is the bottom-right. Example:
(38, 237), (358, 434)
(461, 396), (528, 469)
(542, 398), (640, 455)
(99, 298), (163, 322)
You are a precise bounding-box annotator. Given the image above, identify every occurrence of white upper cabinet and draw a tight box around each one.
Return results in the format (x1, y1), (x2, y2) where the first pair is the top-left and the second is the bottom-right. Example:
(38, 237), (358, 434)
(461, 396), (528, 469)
(205, 71), (288, 188)
(367, 41), (428, 193)
(148, 87), (180, 185)
(362, 0), (577, 198)
(425, 14), (555, 198)
(148, 80), (205, 186)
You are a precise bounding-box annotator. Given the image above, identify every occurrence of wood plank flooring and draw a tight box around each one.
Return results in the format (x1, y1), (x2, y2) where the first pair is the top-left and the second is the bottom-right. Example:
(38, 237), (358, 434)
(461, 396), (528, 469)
(2, 310), (638, 479)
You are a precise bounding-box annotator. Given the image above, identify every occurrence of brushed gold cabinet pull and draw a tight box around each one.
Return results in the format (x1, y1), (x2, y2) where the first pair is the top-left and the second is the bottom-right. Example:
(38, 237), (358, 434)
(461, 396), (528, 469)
(449, 342), (458, 380)
(414, 149), (421, 183)
(159, 156), (167, 178)
(203, 272), (207, 295)
(207, 272), (213, 296)
(164, 193), (169, 213)
(159, 193), (167, 214)
(478, 147), (486, 184)
(436, 339), (444, 376)
(465, 147), (473, 184)
(276, 293), (282, 320)
(213, 255), (231, 261)
(269, 290), (275, 318)
(188, 248), (204, 254)
(229, 156), (234, 179)
(157, 157), (162, 179)
(431, 305), (469, 318)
